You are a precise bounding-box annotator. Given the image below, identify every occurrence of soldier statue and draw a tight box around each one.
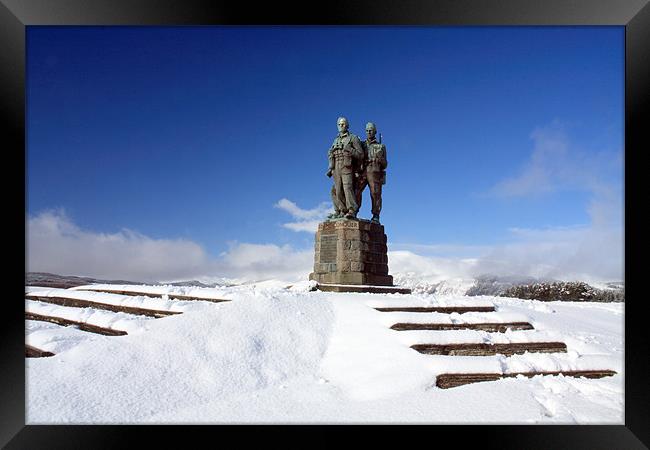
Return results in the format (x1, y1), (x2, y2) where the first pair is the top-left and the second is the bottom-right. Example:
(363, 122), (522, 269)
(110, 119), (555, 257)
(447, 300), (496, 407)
(326, 117), (365, 219)
(356, 122), (388, 224)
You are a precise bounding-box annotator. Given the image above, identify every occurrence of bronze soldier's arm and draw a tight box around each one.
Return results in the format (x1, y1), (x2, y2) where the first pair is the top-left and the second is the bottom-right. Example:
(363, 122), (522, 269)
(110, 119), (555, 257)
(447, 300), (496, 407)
(360, 140), (368, 173)
(327, 147), (334, 177)
(351, 135), (365, 163)
(380, 143), (388, 170)
(326, 138), (338, 177)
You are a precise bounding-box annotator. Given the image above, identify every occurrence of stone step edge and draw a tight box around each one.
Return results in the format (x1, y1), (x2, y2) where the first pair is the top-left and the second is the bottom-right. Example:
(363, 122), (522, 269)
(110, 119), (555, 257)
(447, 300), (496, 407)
(25, 344), (55, 358)
(73, 287), (231, 303)
(26, 311), (128, 336)
(436, 369), (618, 389)
(391, 322), (534, 332)
(412, 341), (567, 356)
(376, 306), (495, 313)
(26, 294), (182, 318)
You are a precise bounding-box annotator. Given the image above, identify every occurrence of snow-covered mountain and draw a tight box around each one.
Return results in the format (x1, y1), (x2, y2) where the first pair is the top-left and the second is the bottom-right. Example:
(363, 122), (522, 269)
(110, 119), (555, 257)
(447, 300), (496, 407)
(391, 273), (624, 302)
(26, 272), (624, 302)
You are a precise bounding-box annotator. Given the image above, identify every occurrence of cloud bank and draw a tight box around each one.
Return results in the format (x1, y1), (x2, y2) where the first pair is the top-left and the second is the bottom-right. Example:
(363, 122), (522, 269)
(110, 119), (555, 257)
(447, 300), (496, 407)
(477, 122), (623, 283)
(390, 122), (623, 284)
(27, 210), (623, 288)
(489, 122), (622, 200)
(388, 225), (623, 285)
(26, 209), (312, 284)
(274, 198), (332, 233)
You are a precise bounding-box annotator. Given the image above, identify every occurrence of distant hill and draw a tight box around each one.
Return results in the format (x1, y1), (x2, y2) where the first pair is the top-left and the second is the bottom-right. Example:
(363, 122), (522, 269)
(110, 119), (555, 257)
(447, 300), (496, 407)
(500, 280), (624, 302)
(466, 275), (550, 297)
(467, 275), (624, 302)
(25, 272), (147, 289)
(25, 272), (219, 289)
(393, 274), (624, 302)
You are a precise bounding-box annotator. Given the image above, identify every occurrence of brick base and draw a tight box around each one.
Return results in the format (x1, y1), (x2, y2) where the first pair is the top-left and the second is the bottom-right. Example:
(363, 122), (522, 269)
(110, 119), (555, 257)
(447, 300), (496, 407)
(308, 219), (396, 287)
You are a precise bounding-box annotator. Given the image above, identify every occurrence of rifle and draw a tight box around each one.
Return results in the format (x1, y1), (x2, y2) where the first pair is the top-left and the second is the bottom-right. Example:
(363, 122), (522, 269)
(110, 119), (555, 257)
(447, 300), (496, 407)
(380, 133), (386, 184)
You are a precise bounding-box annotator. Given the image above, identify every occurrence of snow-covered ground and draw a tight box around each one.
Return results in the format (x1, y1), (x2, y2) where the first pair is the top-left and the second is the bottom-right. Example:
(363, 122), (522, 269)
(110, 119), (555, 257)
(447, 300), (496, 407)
(25, 281), (623, 424)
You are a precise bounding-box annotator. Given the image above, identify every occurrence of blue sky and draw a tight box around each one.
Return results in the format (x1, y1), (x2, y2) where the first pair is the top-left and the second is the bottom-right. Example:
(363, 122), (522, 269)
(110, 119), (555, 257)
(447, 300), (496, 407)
(26, 26), (624, 282)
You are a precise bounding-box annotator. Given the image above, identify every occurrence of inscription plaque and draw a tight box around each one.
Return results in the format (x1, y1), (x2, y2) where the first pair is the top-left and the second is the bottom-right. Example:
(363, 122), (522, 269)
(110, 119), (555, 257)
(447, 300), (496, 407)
(320, 234), (338, 263)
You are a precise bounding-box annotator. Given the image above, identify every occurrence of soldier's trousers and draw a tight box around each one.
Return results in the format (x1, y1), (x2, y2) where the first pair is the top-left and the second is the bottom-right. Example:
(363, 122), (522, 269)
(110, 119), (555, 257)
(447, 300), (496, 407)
(354, 174), (366, 211)
(360, 170), (382, 216)
(331, 169), (358, 213)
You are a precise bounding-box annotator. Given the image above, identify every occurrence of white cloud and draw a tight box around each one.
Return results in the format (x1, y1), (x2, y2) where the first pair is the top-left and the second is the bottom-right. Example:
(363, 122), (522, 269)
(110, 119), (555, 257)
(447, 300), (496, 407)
(214, 242), (312, 282)
(467, 121), (624, 283)
(470, 225), (623, 283)
(274, 198), (332, 233)
(390, 243), (492, 259)
(26, 209), (313, 284)
(389, 122), (623, 284)
(489, 122), (621, 198)
(27, 209), (210, 283)
(282, 221), (323, 233)
(387, 250), (478, 283)
(388, 223), (623, 284)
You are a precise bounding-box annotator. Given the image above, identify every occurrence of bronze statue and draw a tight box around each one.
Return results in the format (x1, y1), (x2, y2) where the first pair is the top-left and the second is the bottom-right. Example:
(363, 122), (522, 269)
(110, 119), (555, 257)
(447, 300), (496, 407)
(358, 122), (387, 224)
(326, 117), (364, 219)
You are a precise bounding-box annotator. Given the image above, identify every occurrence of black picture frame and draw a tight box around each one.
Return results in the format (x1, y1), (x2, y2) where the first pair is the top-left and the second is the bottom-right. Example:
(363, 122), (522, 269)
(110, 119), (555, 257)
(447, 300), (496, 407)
(4, 0), (647, 447)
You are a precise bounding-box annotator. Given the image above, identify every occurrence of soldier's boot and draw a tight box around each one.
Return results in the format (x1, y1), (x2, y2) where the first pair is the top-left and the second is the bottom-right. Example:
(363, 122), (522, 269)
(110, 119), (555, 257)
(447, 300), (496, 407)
(327, 211), (341, 220)
(371, 214), (380, 224)
(345, 208), (358, 219)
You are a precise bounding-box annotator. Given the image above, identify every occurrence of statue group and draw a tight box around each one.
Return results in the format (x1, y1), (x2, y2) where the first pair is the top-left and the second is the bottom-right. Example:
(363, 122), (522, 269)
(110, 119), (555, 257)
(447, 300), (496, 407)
(310, 116), (409, 293)
(326, 117), (388, 224)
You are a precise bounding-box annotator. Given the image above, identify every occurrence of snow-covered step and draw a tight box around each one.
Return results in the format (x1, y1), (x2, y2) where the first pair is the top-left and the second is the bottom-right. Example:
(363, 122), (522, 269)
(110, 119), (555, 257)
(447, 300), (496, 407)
(394, 327), (561, 345)
(419, 345), (621, 375)
(26, 311), (128, 336)
(375, 305), (496, 313)
(412, 341), (567, 356)
(436, 369), (617, 389)
(366, 295), (495, 310)
(25, 293), (182, 318)
(26, 300), (154, 335)
(391, 322), (534, 332)
(26, 319), (106, 355)
(382, 310), (534, 332)
(25, 344), (55, 358)
(71, 284), (230, 303)
(375, 309), (530, 326)
(403, 324), (568, 356)
(26, 287), (198, 313)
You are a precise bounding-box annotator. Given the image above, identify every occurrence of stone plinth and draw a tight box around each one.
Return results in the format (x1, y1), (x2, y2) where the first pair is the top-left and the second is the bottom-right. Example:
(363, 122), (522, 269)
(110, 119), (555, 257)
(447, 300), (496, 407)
(314, 284), (412, 294)
(309, 219), (399, 288)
